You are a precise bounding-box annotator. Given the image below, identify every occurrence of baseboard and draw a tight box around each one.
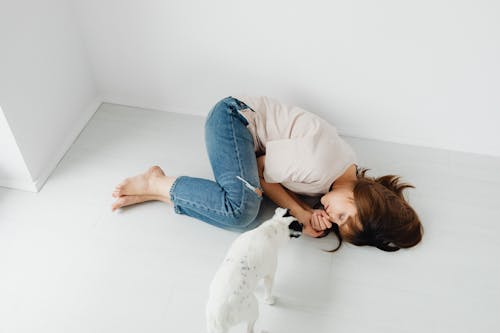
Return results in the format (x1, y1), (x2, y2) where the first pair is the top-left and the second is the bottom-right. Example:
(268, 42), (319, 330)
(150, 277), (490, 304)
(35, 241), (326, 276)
(101, 94), (500, 158)
(31, 95), (103, 192)
(337, 126), (500, 158)
(101, 94), (207, 117)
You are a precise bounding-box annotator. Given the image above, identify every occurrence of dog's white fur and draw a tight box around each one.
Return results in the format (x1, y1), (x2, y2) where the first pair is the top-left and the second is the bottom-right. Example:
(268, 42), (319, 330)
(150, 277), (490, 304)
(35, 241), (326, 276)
(206, 207), (301, 333)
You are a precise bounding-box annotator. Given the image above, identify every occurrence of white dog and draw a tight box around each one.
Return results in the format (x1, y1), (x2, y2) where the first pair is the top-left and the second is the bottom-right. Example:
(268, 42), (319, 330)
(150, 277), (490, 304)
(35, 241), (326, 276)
(206, 207), (303, 333)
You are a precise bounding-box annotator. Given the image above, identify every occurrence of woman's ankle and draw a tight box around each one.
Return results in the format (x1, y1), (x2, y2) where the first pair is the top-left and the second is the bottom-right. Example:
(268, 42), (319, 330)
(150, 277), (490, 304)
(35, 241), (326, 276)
(150, 175), (176, 203)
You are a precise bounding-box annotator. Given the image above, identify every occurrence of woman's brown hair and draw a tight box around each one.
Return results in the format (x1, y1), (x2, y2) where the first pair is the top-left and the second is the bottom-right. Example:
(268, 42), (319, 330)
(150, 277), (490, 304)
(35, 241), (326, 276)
(325, 168), (423, 252)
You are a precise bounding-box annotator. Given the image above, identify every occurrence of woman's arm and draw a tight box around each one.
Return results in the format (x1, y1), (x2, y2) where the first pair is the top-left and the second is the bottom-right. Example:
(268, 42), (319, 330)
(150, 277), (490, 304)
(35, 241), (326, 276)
(256, 155), (323, 237)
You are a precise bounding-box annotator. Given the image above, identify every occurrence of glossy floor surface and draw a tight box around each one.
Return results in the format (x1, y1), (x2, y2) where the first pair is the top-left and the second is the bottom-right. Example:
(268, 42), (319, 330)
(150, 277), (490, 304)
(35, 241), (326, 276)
(1, 103), (499, 332)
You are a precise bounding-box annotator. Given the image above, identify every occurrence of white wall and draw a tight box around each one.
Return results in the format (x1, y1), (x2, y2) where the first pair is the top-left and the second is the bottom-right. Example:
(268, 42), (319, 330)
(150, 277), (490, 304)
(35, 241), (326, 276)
(72, 0), (500, 157)
(0, 0), (99, 190)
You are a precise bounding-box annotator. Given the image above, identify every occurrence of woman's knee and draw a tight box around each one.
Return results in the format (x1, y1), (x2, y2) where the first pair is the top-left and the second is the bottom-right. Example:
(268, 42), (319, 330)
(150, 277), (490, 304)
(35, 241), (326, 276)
(207, 97), (232, 117)
(224, 200), (261, 230)
(205, 98), (231, 130)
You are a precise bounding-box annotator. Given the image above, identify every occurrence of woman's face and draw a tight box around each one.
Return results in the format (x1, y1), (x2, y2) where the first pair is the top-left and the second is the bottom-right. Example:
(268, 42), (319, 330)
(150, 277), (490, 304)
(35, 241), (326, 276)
(320, 184), (359, 227)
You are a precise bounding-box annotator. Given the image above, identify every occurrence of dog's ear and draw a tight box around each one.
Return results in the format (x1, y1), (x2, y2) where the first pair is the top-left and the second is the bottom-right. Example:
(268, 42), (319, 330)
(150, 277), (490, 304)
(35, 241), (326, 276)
(283, 208), (293, 217)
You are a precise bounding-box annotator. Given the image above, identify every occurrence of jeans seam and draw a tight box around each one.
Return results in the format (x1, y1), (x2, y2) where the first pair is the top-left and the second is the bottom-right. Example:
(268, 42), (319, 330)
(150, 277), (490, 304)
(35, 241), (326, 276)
(230, 108), (246, 215)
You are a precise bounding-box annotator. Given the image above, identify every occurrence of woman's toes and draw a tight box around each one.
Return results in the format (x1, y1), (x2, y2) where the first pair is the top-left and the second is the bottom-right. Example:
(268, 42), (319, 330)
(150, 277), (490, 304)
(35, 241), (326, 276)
(111, 197), (125, 211)
(111, 195), (142, 211)
(111, 165), (168, 199)
(113, 181), (127, 196)
(111, 194), (165, 211)
(113, 187), (125, 197)
(114, 174), (147, 196)
(111, 197), (128, 211)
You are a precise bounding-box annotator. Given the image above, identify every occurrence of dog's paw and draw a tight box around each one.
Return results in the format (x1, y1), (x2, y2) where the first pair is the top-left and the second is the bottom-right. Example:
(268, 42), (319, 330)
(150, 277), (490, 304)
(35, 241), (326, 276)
(264, 295), (276, 305)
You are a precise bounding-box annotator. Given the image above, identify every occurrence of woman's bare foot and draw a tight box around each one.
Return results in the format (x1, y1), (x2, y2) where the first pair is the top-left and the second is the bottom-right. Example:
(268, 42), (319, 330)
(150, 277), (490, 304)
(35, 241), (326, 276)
(111, 166), (176, 211)
(111, 194), (165, 211)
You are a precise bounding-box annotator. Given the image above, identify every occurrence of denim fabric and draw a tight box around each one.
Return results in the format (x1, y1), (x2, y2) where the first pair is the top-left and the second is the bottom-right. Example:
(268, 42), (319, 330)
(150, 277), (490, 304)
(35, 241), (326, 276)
(169, 97), (263, 231)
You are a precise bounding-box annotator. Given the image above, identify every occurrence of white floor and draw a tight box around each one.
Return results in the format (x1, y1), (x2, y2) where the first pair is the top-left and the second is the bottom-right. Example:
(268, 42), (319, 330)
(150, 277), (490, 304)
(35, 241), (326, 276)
(1, 103), (500, 333)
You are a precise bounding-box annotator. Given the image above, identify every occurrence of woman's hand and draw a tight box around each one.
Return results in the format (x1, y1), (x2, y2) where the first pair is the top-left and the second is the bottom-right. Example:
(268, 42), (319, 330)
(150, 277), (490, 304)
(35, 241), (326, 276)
(311, 209), (332, 231)
(295, 209), (325, 238)
(255, 157), (325, 238)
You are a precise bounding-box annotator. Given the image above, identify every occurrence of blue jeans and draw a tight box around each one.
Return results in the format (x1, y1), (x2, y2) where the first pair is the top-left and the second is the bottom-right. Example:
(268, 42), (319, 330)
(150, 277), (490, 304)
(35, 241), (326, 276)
(169, 97), (263, 231)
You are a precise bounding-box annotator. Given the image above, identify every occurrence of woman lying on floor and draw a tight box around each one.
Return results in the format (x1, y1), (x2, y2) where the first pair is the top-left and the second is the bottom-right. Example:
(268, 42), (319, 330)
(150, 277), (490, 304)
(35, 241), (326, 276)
(111, 96), (422, 252)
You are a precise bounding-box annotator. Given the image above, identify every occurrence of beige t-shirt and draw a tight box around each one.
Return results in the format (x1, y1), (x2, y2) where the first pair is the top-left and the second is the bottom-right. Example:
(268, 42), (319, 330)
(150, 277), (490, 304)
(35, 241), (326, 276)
(233, 96), (357, 197)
